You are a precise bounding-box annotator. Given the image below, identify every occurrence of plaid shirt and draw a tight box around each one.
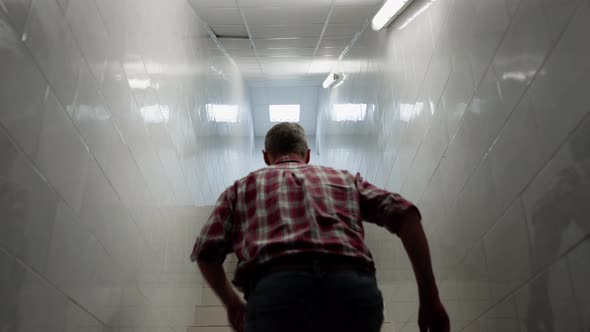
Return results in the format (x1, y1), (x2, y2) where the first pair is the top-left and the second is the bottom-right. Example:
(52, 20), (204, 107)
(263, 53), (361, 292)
(190, 156), (419, 288)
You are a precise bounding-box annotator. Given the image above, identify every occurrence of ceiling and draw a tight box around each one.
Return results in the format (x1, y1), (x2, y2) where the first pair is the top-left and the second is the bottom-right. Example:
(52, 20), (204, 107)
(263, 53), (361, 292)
(188, 0), (382, 81)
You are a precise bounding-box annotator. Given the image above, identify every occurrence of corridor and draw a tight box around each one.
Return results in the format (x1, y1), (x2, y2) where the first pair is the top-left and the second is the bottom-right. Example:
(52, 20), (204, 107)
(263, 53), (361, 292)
(0, 0), (589, 331)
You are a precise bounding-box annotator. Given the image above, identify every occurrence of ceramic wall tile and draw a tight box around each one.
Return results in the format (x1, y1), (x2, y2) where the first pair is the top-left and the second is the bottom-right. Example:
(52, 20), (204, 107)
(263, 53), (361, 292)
(0, 0), (253, 330)
(515, 258), (581, 331)
(316, 0), (590, 327)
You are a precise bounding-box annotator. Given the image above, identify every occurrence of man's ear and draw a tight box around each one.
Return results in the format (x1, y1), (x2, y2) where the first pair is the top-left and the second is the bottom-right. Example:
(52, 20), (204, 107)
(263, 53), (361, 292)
(263, 150), (272, 166)
(305, 149), (311, 164)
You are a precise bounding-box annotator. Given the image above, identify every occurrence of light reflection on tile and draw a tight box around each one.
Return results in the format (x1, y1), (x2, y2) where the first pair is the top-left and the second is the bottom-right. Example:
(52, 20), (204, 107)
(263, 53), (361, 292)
(316, 0), (588, 330)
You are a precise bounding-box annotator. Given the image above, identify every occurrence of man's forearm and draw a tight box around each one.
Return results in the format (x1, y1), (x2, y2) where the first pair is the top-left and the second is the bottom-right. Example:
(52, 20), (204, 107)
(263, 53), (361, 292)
(397, 211), (440, 303)
(197, 260), (241, 306)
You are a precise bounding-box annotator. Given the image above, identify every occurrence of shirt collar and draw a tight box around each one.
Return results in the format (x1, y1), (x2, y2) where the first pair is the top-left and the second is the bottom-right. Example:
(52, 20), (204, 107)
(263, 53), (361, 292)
(274, 155), (304, 165)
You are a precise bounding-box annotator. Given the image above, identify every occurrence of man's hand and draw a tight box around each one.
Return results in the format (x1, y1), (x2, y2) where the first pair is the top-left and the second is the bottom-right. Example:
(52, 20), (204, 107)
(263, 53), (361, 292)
(226, 294), (247, 332)
(197, 260), (247, 331)
(397, 210), (450, 332)
(418, 299), (450, 332)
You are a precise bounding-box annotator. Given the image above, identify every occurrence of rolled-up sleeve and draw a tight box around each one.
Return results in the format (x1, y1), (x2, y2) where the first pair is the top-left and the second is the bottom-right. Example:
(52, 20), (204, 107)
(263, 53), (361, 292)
(354, 173), (420, 235)
(190, 186), (236, 263)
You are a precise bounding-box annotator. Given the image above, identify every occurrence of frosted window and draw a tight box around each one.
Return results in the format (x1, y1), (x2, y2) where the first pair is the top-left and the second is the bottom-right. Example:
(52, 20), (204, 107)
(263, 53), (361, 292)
(269, 104), (301, 122)
(207, 104), (239, 123)
(332, 104), (367, 122)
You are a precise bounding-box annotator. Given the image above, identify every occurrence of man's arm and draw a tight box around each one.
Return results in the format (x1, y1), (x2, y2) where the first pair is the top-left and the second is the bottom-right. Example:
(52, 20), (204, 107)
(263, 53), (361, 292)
(197, 260), (241, 306)
(197, 260), (246, 332)
(397, 210), (450, 332)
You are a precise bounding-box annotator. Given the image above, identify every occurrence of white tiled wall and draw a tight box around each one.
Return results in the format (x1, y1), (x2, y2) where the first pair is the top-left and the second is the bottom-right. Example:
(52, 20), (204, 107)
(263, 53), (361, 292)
(0, 0), (254, 330)
(317, 0), (590, 330)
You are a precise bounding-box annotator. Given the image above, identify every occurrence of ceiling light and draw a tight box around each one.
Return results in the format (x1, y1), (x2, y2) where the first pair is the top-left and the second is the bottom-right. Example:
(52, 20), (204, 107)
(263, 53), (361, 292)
(322, 73), (339, 89)
(398, 0), (435, 30)
(371, 0), (414, 31)
(269, 105), (300, 122)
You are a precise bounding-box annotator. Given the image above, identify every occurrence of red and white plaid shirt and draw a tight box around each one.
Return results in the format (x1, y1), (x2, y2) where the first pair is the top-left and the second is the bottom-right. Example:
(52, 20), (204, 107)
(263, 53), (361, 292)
(190, 156), (419, 288)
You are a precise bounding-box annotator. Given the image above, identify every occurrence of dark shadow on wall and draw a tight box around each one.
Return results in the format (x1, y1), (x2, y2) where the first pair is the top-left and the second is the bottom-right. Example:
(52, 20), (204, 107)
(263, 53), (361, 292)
(526, 114), (590, 331)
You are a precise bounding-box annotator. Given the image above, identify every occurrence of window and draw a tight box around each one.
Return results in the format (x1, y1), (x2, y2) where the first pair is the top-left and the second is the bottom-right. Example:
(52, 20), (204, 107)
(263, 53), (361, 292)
(269, 104), (300, 122)
(206, 104), (239, 123)
(332, 104), (367, 122)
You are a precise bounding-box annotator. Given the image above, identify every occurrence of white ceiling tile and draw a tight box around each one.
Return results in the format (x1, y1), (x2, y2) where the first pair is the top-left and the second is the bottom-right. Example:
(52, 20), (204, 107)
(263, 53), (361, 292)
(188, 0), (237, 8)
(228, 48), (256, 57)
(195, 7), (244, 25)
(249, 24), (325, 39)
(239, 0), (332, 7)
(333, 0), (382, 6)
(234, 56), (259, 64)
(257, 48), (316, 56)
(219, 38), (252, 49)
(210, 25), (248, 37)
(320, 37), (351, 48)
(260, 56), (314, 64)
(254, 38), (319, 49)
(323, 24), (363, 38)
(316, 47), (345, 57)
(242, 7), (329, 25)
(330, 6), (376, 25)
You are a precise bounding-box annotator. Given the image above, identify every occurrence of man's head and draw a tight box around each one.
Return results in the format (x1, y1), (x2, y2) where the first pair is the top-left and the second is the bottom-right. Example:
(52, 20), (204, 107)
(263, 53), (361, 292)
(263, 122), (310, 165)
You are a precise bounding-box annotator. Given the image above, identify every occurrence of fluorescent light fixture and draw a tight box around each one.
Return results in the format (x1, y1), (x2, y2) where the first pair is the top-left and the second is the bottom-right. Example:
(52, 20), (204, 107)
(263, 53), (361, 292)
(398, 0), (434, 30)
(206, 104), (239, 123)
(332, 104), (367, 122)
(371, 0), (413, 31)
(322, 73), (339, 89)
(269, 104), (300, 122)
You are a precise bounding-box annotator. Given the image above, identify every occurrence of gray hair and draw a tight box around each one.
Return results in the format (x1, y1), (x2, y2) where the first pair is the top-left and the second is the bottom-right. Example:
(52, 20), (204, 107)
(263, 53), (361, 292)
(264, 122), (309, 158)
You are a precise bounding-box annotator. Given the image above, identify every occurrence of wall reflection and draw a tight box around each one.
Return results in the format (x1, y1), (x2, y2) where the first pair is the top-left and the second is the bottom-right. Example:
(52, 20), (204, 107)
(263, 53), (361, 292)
(0, 0), (255, 330)
(316, 0), (590, 330)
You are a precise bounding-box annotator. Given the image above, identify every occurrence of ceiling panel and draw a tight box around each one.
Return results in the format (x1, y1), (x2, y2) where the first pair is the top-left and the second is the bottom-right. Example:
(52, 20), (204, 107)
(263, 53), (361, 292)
(323, 24), (363, 38)
(192, 0), (377, 80)
(330, 6), (376, 25)
(262, 65), (312, 76)
(195, 7), (243, 25)
(319, 37), (351, 48)
(254, 38), (319, 49)
(316, 47), (345, 57)
(210, 25), (248, 37)
(333, 0), (382, 6)
(239, 0), (332, 7)
(227, 48), (256, 57)
(256, 48), (316, 56)
(259, 56), (314, 64)
(188, 0), (236, 9)
(219, 38), (252, 49)
(242, 7), (330, 25)
(249, 24), (325, 39)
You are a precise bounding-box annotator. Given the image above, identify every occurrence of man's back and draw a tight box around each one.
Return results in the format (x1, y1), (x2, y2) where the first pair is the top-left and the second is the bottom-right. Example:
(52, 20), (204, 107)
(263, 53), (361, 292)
(192, 156), (417, 289)
(191, 122), (449, 332)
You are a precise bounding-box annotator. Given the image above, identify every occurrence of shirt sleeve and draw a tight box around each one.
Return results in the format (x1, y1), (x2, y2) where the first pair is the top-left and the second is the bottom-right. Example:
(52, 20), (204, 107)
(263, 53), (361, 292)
(190, 185), (236, 263)
(354, 173), (421, 235)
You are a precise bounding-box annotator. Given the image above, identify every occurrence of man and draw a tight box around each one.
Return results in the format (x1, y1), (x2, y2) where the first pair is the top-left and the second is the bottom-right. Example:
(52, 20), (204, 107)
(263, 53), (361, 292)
(191, 122), (450, 332)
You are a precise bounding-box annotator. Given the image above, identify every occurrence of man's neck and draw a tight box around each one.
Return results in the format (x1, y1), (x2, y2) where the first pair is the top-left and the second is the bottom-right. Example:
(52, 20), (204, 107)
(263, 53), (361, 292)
(271, 154), (305, 165)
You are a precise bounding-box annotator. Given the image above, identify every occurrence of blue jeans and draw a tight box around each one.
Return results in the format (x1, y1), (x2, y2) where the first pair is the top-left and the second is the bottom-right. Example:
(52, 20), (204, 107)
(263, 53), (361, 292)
(245, 270), (384, 332)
